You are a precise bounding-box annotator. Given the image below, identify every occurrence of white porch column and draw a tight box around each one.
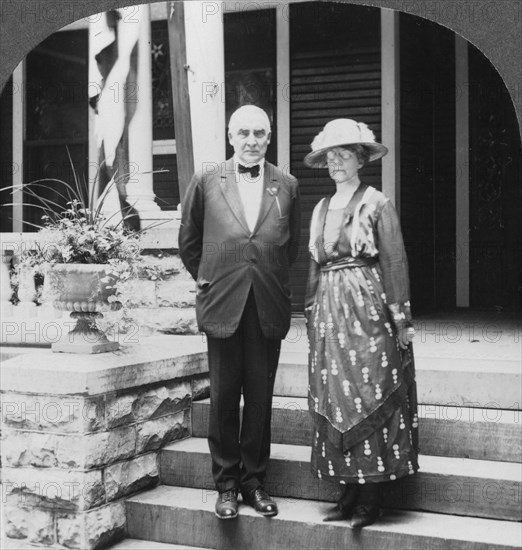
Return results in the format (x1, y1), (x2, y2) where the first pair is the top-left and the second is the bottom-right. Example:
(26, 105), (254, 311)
(183, 1), (226, 169)
(455, 36), (470, 307)
(88, 79), (99, 205)
(380, 9), (400, 210)
(276, 4), (290, 173)
(12, 61), (24, 232)
(125, 3), (163, 221)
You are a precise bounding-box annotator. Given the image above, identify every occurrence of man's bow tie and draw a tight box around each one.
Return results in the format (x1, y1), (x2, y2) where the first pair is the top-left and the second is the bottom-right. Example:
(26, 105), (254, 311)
(238, 164), (261, 178)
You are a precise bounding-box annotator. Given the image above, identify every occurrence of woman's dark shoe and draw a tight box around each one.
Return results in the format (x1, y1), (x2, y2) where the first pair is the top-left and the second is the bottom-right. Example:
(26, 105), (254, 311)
(323, 485), (360, 522)
(215, 489), (239, 519)
(349, 483), (381, 529)
(350, 503), (381, 528)
(242, 486), (278, 517)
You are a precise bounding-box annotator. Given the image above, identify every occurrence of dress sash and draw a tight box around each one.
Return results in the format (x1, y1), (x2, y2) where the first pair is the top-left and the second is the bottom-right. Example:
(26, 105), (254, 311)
(321, 256), (378, 272)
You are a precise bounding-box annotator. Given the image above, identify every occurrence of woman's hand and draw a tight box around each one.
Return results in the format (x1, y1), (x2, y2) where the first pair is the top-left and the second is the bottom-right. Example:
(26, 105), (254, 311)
(304, 305), (314, 324)
(397, 326), (415, 349)
(388, 303), (414, 349)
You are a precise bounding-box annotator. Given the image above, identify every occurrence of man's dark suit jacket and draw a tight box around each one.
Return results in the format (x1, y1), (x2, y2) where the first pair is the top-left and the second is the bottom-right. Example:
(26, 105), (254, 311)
(179, 158), (301, 340)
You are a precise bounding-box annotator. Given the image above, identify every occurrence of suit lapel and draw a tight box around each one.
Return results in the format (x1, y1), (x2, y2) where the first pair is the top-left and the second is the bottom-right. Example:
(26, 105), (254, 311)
(219, 158), (250, 234)
(252, 163), (278, 234)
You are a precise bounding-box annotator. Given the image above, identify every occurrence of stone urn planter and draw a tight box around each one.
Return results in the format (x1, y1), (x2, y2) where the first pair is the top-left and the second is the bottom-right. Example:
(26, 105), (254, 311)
(44, 263), (122, 353)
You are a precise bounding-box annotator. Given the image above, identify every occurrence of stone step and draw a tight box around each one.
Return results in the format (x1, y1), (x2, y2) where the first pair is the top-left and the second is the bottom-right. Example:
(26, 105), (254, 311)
(126, 485), (522, 550)
(159, 438), (522, 521)
(192, 397), (522, 463)
(108, 539), (208, 550)
(275, 352), (522, 409)
(1, 538), (204, 550)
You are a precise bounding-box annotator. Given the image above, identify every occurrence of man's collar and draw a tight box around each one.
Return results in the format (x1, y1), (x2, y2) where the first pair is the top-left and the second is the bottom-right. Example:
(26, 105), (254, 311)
(233, 155), (266, 170)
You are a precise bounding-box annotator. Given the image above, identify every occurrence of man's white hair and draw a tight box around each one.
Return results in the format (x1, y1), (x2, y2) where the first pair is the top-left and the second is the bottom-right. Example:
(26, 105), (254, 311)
(228, 105), (271, 133)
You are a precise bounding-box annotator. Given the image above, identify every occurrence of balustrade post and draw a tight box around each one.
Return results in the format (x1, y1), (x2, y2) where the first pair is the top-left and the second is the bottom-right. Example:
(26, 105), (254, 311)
(17, 265), (37, 317)
(1, 250), (13, 317)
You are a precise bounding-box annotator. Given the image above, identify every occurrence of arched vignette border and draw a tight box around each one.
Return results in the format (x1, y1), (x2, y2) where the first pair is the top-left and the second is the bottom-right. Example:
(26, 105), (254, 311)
(0, 0), (520, 139)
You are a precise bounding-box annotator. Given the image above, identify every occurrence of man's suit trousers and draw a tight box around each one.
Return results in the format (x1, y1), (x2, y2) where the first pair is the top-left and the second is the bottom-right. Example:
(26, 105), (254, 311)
(206, 289), (281, 494)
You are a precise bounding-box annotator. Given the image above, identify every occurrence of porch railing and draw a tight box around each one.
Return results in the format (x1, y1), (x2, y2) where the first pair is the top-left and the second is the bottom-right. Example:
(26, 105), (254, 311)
(0, 222), (190, 347)
(1, 232), (64, 346)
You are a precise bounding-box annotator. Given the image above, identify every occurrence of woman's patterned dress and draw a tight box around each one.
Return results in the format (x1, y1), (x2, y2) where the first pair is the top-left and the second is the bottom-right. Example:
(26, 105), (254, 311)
(306, 183), (419, 485)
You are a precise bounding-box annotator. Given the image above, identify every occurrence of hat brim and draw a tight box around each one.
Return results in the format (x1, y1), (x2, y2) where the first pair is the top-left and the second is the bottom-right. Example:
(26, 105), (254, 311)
(304, 142), (388, 168)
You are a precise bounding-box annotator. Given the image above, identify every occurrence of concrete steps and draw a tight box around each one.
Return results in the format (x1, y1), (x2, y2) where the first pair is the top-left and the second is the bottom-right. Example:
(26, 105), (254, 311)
(110, 540), (208, 550)
(159, 437), (522, 522)
(113, 325), (521, 549)
(125, 485), (522, 550)
(2, 537), (205, 550)
(192, 397), (522, 463)
(275, 352), (522, 408)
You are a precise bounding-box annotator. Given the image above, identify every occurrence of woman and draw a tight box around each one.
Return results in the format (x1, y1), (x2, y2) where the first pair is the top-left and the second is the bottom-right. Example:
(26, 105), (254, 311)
(303, 119), (419, 529)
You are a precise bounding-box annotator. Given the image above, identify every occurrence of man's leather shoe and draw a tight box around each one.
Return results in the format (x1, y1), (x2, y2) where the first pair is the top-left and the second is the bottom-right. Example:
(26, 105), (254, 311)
(242, 487), (278, 517)
(215, 489), (238, 519)
(349, 504), (381, 528)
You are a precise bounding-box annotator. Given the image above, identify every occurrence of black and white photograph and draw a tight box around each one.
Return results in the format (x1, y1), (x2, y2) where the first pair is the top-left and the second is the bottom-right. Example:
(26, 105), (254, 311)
(0, 1), (521, 549)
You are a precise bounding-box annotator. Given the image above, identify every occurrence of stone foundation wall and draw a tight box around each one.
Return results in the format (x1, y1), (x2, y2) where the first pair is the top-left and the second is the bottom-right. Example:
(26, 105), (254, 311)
(119, 253), (198, 337)
(1, 339), (209, 549)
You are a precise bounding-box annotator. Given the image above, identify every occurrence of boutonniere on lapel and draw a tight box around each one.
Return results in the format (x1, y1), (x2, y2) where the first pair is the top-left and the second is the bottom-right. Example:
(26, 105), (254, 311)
(267, 186), (282, 216)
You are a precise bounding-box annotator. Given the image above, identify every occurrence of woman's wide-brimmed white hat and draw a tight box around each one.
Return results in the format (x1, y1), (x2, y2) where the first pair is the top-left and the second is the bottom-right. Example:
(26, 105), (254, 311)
(304, 119), (388, 168)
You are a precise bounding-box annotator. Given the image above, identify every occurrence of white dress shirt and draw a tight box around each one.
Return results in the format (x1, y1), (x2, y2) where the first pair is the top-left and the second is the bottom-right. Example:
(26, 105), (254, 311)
(234, 155), (265, 232)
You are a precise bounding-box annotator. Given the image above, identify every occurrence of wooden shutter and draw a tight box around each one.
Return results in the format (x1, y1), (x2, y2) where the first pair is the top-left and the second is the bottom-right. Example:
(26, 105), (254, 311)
(289, 47), (382, 311)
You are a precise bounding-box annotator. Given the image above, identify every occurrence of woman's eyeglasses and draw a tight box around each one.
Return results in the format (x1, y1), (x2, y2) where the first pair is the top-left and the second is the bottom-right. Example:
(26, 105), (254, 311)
(325, 148), (354, 161)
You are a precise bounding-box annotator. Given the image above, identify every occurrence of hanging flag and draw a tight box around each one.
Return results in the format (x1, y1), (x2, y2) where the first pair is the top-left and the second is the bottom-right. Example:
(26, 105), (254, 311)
(89, 8), (141, 230)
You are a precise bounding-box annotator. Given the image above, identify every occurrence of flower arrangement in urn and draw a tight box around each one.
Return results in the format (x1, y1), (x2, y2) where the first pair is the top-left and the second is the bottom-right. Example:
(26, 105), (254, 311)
(4, 162), (156, 353)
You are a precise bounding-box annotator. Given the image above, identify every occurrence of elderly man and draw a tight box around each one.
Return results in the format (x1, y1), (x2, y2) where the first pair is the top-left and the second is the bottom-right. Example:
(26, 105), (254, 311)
(179, 105), (301, 519)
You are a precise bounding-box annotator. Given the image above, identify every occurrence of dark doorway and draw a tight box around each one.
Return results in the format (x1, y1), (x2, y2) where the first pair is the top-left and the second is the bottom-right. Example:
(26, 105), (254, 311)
(468, 44), (522, 312)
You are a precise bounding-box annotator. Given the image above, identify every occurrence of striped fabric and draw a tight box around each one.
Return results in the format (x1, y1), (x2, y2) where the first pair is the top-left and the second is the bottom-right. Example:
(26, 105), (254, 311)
(88, 8), (142, 230)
